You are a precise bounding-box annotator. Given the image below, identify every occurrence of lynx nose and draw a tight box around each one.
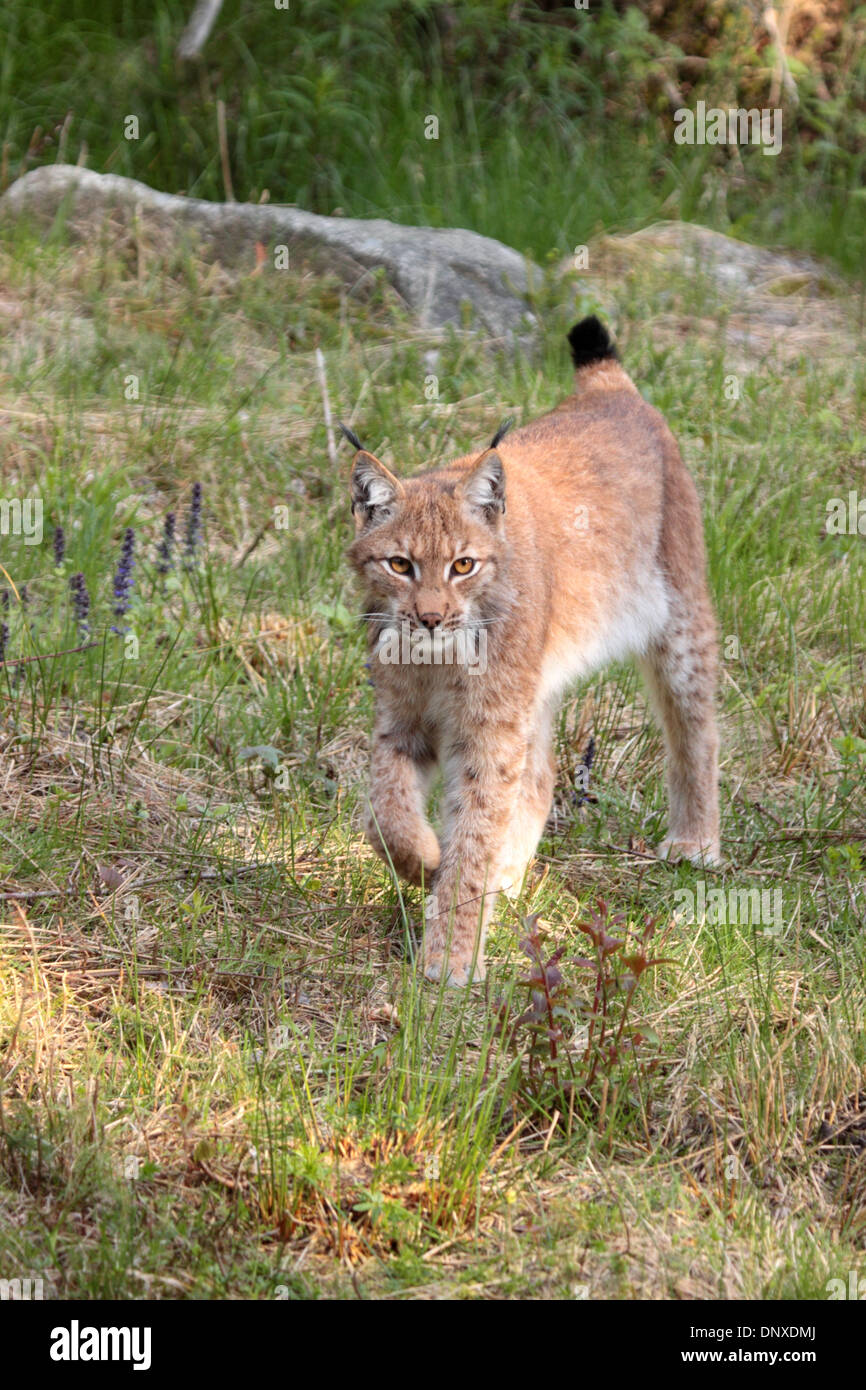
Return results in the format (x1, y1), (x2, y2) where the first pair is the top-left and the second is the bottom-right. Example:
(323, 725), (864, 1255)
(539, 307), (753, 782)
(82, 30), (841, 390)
(417, 611), (443, 630)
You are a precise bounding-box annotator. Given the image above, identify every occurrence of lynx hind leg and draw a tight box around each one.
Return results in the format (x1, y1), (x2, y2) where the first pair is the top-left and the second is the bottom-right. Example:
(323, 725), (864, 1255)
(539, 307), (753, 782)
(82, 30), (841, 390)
(498, 713), (556, 899)
(639, 605), (721, 867)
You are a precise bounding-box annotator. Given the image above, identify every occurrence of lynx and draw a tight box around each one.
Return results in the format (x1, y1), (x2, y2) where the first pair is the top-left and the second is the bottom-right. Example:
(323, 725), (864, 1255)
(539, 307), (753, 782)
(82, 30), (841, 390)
(345, 317), (720, 986)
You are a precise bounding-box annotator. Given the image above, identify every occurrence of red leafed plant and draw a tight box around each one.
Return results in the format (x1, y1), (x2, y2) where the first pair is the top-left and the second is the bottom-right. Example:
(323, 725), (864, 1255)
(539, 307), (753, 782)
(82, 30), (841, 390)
(495, 898), (674, 1112)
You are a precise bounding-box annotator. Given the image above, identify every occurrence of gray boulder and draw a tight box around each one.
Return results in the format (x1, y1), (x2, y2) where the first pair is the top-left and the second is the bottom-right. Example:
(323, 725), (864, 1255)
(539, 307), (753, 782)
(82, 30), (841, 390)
(0, 165), (537, 341)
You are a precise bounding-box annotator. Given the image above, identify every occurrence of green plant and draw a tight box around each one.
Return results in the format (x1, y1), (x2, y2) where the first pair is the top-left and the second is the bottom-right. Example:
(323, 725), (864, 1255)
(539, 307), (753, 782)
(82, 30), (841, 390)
(495, 900), (670, 1117)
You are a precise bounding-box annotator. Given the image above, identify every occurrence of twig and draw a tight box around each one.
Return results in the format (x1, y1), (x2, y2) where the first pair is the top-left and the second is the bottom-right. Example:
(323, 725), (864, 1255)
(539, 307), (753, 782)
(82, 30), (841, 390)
(764, 4), (799, 108)
(19, 125), (42, 178)
(234, 522), (270, 570)
(55, 111), (73, 165)
(315, 348), (338, 469)
(0, 640), (100, 667)
(0, 890), (66, 902)
(216, 98), (234, 202)
(176, 0), (224, 61)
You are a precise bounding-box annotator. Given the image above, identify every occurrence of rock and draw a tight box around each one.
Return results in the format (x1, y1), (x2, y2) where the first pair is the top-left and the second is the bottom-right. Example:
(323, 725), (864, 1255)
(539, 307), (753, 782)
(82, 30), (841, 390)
(0, 165), (537, 341)
(590, 220), (854, 370)
(3, 168), (850, 365)
(611, 221), (842, 299)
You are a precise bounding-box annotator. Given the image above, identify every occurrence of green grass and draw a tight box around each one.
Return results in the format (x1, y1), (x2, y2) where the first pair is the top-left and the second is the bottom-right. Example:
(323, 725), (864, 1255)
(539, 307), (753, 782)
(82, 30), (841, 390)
(1, 1), (865, 277)
(0, 216), (864, 1298)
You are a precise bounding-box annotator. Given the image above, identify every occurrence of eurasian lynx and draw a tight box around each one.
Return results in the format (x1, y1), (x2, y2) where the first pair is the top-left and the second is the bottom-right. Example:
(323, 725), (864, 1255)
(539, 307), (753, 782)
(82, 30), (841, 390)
(346, 317), (720, 986)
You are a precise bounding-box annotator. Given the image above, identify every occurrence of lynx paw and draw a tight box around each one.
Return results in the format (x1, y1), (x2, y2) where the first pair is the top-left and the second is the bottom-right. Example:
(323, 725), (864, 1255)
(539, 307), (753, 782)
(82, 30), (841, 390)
(421, 893), (485, 986)
(422, 948), (485, 987)
(497, 860), (532, 901)
(364, 813), (440, 886)
(657, 837), (722, 868)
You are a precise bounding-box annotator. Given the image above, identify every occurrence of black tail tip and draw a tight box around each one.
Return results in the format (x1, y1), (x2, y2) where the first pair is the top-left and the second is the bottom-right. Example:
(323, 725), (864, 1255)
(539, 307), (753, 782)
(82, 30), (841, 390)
(567, 315), (618, 369)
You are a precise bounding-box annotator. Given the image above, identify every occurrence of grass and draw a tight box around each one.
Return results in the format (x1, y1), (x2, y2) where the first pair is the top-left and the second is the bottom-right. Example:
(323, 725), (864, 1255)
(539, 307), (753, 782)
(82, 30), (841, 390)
(1, 2), (865, 277)
(0, 212), (864, 1300)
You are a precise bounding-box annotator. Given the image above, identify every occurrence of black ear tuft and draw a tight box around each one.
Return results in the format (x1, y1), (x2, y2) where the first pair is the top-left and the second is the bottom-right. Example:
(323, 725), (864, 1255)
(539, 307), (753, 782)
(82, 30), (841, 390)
(489, 417), (514, 450)
(567, 316), (618, 369)
(339, 421), (365, 452)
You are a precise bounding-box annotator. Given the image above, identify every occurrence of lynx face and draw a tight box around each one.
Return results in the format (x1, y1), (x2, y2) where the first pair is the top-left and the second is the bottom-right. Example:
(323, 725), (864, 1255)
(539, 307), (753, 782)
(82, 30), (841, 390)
(347, 450), (513, 642)
(345, 317), (721, 987)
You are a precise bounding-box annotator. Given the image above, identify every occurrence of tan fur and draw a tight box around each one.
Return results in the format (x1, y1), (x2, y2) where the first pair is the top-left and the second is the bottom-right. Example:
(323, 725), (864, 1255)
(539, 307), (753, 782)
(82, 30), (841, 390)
(347, 343), (720, 985)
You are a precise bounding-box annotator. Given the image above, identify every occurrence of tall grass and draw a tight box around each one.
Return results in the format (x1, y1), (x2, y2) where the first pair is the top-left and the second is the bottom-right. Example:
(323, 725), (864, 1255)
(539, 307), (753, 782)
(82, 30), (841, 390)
(1, 1), (865, 274)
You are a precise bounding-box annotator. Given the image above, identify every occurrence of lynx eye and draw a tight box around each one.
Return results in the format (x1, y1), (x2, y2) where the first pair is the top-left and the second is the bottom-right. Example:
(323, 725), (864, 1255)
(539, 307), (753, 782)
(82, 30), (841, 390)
(451, 557), (475, 577)
(387, 556), (412, 575)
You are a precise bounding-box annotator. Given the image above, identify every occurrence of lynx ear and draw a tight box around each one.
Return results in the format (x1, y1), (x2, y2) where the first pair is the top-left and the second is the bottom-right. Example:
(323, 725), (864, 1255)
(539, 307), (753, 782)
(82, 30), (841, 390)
(458, 449), (506, 518)
(350, 451), (405, 529)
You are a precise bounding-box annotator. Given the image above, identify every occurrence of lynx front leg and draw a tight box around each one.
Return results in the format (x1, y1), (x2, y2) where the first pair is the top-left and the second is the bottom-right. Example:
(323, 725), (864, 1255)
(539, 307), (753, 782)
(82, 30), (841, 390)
(639, 601), (720, 866)
(422, 728), (527, 986)
(363, 719), (440, 887)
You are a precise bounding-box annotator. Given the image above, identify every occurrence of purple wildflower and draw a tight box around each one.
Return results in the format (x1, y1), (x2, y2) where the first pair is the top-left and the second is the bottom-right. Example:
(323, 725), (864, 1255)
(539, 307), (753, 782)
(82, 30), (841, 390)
(156, 511), (176, 576)
(183, 482), (202, 566)
(1, 589), (11, 661)
(70, 572), (90, 633)
(53, 525), (66, 567)
(112, 527), (135, 623)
